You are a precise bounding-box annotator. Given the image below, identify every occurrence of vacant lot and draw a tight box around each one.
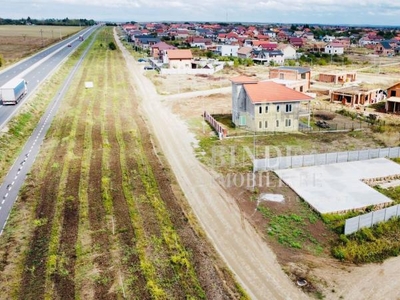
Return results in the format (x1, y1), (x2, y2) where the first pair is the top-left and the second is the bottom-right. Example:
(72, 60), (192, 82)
(0, 28), (246, 299)
(0, 25), (81, 66)
(144, 49), (400, 298)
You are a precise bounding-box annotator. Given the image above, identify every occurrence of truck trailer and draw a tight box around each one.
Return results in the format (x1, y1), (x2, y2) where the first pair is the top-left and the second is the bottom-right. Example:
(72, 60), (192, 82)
(0, 78), (28, 105)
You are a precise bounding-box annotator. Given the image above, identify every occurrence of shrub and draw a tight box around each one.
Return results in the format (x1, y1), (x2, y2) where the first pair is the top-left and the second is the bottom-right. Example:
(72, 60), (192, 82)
(313, 111), (336, 120)
(108, 42), (116, 50)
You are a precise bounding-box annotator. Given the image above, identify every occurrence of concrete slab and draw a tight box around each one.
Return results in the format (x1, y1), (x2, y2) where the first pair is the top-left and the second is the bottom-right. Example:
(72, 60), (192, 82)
(275, 158), (400, 214)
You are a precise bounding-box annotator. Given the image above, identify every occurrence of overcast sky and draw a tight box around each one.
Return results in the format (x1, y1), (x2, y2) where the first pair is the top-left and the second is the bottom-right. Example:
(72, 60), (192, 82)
(1, 0), (400, 26)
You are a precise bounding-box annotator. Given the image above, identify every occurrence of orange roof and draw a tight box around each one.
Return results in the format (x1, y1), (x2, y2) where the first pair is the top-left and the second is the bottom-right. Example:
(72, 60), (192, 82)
(244, 81), (313, 103)
(167, 49), (193, 59)
(230, 75), (258, 84)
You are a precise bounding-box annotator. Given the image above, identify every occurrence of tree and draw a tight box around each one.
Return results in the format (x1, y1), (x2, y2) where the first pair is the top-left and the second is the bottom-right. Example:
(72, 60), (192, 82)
(0, 53), (4, 67)
(108, 42), (116, 50)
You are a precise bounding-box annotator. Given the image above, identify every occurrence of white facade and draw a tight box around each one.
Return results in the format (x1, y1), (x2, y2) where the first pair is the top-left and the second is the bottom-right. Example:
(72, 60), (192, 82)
(216, 45), (239, 57)
(325, 44), (344, 55)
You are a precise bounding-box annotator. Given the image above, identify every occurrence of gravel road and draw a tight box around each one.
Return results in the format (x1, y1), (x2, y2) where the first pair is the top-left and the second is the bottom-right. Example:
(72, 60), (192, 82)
(115, 31), (307, 300)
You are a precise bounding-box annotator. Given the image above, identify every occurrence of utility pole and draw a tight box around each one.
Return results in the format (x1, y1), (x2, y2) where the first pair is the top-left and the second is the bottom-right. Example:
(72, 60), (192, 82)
(40, 29), (43, 47)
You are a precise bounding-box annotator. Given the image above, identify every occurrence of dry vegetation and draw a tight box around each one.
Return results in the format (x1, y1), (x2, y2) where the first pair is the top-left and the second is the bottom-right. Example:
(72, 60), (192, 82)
(0, 25), (81, 67)
(0, 27), (247, 299)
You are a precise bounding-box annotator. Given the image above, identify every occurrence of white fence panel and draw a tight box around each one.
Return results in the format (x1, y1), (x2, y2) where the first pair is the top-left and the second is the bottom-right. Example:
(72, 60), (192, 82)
(359, 150), (370, 160)
(344, 217), (360, 235)
(291, 156), (303, 168)
(358, 212), (373, 229)
(315, 153), (326, 165)
(348, 151), (359, 161)
(369, 149), (380, 159)
(389, 147), (400, 158)
(303, 154), (315, 166)
(344, 205), (400, 235)
(326, 152), (338, 164)
(372, 209), (386, 224)
(337, 152), (348, 163)
(380, 148), (390, 158)
(253, 147), (400, 171)
(384, 205), (398, 221)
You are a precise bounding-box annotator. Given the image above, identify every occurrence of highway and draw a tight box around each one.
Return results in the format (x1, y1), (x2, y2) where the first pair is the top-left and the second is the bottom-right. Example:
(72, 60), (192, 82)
(0, 26), (98, 234)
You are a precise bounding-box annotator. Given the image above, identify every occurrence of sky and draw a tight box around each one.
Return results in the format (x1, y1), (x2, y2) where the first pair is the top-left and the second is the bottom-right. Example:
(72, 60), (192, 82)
(1, 0), (400, 26)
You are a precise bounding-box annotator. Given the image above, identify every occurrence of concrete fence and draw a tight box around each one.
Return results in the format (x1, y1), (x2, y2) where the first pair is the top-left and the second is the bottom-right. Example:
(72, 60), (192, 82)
(203, 111), (228, 139)
(254, 147), (400, 171)
(344, 204), (400, 235)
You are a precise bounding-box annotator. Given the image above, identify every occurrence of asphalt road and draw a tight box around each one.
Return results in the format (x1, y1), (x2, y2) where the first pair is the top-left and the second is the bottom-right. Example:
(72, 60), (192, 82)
(0, 26), (98, 235)
(0, 26), (98, 130)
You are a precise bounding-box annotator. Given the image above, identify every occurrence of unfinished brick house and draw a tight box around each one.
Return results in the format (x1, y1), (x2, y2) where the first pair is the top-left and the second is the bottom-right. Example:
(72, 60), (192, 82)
(330, 86), (386, 107)
(385, 82), (400, 113)
(269, 66), (311, 92)
(318, 71), (357, 85)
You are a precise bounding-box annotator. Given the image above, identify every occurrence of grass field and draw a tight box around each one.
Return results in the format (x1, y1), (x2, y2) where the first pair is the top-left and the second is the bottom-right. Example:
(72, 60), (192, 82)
(0, 27), (246, 299)
(0, 25), (82, 66)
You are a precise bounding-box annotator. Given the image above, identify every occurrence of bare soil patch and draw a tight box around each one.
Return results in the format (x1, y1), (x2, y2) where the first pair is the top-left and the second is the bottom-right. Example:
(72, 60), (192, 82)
(0, 25), (81, 66)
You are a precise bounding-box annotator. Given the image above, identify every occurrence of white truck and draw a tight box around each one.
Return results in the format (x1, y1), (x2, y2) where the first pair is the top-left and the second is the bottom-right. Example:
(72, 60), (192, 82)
(0, 78), (28, 105)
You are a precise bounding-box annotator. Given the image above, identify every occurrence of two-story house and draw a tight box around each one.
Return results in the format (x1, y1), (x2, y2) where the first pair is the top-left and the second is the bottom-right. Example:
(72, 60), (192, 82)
(324, 42), (344, 55)
(269, 67), (311, 92)
(385, 82), (400, 113)
(230, 76), (313, 132)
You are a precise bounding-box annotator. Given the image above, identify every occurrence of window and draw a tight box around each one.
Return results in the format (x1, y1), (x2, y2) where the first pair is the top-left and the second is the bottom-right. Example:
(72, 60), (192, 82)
(285, 104), (292, 112)
(276, 105), (280, 112)
(264, 121), (268, 128)
(276, 120), (279, 127)
(285, 119), (292, 127)
(265, 105), (269, 113)
(300, 86), (303, 92)
(391, 90), (396, 97)
(258, 121), (262, 129)
(301, 73), (306, 79)
(259, 106), (262, 114)
(279, 73), (284, 79)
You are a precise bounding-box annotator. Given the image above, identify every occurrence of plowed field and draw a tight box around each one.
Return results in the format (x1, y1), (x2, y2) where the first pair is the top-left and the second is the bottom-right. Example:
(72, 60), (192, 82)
(0, 28), (245, 299)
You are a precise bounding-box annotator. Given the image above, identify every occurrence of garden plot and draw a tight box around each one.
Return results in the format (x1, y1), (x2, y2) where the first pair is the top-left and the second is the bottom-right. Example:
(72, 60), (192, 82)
(275, 158), (400, 214)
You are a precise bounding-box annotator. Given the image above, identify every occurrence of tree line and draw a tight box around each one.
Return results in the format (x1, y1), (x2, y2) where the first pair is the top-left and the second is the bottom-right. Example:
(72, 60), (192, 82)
(0, 17), (96, 26)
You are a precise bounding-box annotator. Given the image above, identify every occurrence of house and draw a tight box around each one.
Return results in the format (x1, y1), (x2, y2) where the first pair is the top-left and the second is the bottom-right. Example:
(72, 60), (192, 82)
(165, 49), (193, 69)
(385, 82), (400, 113)
(237, 46), (253, 59)
(318, 71), (357, 85)
(330, 86), (386, 107)
(374, 41), (395, 56)
(151, 41), (176, 60)
(133, 36), (161, 50)
(289, 37), (304, 48)
(215, 45), (239, 57)
(322, 35), (335, 43)
(189, 37), (212, 49)
(269, 67), (311, 92)
(324, 42), (344, 55)
(230, 76), (313, 132)
(252, 49), (284, 65)
(277, 44), (297, 59)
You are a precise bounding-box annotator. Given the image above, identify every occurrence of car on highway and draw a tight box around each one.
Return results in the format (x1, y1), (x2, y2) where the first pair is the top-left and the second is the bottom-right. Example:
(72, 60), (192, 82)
(144, 65), (155, 70)
(67, 43), (72, 47)
(138, 58), (147, 62)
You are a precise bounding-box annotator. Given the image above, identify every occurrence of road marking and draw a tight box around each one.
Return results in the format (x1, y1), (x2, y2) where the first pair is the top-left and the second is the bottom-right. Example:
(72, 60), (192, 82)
(4, 193), (8, 198)
(14, 176), (17, 180)
(11, 181), (14, 185)
(2, 199), (5, 204)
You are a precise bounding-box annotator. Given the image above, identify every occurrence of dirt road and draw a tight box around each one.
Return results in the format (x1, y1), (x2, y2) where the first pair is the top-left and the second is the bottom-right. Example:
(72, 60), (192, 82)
(115, 32), (307, 299)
